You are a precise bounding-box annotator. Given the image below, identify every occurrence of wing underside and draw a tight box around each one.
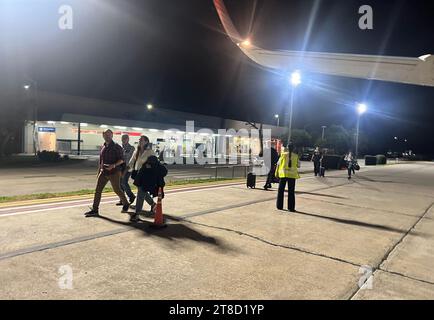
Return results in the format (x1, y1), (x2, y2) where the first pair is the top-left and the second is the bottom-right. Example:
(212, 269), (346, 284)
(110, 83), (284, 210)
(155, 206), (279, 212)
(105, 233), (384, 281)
(213, 0), (434, 87)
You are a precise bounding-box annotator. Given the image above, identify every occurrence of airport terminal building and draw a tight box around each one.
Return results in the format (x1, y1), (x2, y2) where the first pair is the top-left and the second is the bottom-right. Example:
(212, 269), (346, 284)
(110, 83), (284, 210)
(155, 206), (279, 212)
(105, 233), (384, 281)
(23, 92), (285, 160)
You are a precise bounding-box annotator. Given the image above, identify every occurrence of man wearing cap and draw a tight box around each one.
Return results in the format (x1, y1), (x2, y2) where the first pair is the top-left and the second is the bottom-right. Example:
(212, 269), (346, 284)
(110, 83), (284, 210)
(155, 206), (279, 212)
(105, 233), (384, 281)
(85, 129), (130, 217)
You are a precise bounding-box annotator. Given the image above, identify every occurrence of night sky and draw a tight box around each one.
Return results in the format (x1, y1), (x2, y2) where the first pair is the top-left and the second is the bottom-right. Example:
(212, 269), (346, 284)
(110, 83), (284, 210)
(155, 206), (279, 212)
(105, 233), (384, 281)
(1, 0), (434, 154)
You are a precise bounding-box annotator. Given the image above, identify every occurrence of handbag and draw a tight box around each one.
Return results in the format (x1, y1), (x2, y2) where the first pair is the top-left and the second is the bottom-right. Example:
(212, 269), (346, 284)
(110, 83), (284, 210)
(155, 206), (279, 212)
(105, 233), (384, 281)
(130, 152), (139, 179)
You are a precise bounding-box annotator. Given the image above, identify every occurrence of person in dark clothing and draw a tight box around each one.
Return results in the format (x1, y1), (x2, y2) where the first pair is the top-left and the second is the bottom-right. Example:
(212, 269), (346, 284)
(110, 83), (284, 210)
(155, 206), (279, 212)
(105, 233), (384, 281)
(319, 153), (326, 177)
(344, 151), (356, 180)
(311, 147), (322, 177)
(131, 155), (168, 222)
(263, 147), (279, 190)
(85, 129), (129, 217)
(116, 134), (136, 206)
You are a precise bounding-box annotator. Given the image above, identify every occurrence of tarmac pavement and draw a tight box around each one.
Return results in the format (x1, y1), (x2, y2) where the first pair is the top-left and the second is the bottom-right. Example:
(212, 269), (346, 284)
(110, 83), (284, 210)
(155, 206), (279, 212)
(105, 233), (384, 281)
(0, 162), (433, 299)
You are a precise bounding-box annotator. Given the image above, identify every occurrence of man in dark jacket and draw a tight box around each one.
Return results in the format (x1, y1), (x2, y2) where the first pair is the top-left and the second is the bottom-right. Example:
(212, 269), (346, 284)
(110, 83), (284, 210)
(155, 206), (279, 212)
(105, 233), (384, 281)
(131, 156), (168, 222)
(311, 147), (322, 177)
(85, 129), (130, 217)
(263, 146), (279, 190)
(116, 134), (136, 206)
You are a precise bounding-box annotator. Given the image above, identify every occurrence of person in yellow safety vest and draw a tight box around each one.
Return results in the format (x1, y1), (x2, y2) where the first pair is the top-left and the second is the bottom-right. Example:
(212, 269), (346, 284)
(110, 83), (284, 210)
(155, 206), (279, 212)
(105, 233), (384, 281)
(275, 143), (300, 212)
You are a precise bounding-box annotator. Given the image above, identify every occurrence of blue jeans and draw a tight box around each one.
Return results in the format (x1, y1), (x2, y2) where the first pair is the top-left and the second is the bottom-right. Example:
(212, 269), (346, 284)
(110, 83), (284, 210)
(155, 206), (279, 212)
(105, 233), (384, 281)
(120, 171), (135, 200)
(135, 187), (156, 213)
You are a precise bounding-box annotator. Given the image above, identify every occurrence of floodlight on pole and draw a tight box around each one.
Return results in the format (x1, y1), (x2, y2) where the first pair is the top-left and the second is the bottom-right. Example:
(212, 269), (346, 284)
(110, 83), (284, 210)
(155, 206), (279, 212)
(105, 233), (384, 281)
(147, 104), (153, 111)
(287, 71), (301, 143)
(23, 79), (39, 156)
(355, 103), (367, 159)
(275, 114), (280, 127)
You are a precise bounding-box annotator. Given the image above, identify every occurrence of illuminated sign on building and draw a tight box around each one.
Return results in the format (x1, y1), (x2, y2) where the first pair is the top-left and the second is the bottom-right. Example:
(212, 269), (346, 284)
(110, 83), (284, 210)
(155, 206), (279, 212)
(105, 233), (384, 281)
(38, 127), (56, 133)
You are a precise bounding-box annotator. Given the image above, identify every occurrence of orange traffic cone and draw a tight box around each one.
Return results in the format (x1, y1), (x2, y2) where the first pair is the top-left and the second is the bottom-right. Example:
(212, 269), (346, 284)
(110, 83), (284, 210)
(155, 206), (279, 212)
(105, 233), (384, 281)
(150, 187), (167, 229)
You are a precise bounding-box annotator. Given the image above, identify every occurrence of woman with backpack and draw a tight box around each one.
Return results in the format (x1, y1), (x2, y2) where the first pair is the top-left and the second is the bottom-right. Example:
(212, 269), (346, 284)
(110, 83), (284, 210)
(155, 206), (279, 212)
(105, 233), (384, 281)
(131, 155), (168, 222)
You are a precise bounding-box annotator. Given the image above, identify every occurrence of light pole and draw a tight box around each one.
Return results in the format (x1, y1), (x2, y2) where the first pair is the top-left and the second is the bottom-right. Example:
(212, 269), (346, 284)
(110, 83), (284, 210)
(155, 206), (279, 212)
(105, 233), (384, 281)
(321, 126), (327, 140)
(24, 80), (39, 157)
(275, 114), (280, 127)
(287, 71), (301, 143)
(355, 103), (367, 159)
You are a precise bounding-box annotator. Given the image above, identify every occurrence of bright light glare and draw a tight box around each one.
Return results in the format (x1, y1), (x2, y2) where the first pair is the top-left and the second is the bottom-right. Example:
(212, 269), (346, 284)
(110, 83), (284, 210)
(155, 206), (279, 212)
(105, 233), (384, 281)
(100, 125), (108, 128)
(80, 123), (88, 127)
(147, 104), (153, 110)
(357, 103), (367, 114)
(241, 39), (251, 47)
(274, 114), (279, 118)
(23, 85), (31, 90)
(290, 71), (301, 87)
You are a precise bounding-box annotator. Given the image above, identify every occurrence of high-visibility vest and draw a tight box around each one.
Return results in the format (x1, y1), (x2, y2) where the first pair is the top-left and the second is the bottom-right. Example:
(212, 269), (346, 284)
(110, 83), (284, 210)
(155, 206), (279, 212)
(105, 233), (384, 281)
(275, 151), (300, 179)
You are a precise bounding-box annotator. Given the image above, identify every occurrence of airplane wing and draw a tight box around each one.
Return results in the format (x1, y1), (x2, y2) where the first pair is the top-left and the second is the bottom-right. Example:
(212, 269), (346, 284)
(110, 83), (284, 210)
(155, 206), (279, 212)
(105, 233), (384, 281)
(213, 0), (434, 87)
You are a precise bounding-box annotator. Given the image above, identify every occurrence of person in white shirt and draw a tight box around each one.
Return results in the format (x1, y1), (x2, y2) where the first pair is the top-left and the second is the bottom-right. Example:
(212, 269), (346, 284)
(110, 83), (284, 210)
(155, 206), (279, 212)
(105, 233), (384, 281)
(344, 151), (355, 180)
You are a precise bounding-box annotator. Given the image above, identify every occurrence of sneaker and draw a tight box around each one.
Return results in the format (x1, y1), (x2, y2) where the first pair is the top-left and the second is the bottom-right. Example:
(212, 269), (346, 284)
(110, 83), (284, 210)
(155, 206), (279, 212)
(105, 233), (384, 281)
(129, 214), (139, 222)
(137, 210), (153, 217)
(85, 208), (99, 217)
(115, 201), (123, 206)
(121, 204), (130, 213)
(129, 195), (136, 204)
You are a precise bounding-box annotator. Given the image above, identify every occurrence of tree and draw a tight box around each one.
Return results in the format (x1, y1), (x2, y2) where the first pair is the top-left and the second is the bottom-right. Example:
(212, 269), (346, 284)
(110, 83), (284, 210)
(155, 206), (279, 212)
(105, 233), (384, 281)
(321, 125), (351, 154)
(290, 129), (312, 148)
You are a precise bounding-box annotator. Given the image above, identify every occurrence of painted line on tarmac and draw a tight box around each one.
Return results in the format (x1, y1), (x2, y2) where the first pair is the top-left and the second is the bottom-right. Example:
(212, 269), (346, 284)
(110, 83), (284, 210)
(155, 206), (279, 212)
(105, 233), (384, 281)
(0, 180), (350, 262)
(0, 181), (257, 217)
(0, 169), (362, 218)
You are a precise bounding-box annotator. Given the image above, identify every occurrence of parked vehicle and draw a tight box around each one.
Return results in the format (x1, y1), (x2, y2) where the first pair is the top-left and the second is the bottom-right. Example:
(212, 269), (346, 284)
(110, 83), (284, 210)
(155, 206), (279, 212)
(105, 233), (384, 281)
(300, 147), (315, 161)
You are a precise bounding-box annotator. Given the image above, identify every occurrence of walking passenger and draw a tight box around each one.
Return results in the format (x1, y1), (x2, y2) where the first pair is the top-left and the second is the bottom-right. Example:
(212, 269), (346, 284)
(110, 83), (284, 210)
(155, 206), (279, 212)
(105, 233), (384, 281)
(311, 147), (322, 177)
(344, 151), (356, 180)
(116, 134), (136, 206)
(131, 156), (168, 222)
(85, 129), (130, 217)
(263, 146), (279, 190)
(275, 143), (300, 212)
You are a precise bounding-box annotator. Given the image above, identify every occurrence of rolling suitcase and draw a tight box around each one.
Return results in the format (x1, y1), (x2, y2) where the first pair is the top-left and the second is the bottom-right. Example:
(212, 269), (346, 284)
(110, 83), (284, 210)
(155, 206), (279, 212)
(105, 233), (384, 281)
(247, 173), (256, 189)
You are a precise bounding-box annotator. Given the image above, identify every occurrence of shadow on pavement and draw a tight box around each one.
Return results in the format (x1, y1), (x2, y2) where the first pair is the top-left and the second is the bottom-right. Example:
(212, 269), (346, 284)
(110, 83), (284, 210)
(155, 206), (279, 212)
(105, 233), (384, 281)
(295, 191), (347, 200)
(355, 175), (396, 184)
(294, 210), (406, 234)
(96, 214), (235, 251)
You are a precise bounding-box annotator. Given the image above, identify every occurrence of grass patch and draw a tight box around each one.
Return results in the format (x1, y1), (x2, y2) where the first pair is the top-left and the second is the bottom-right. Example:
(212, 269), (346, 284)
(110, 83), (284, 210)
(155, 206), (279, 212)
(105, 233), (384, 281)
(0, 177), (240, 204)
